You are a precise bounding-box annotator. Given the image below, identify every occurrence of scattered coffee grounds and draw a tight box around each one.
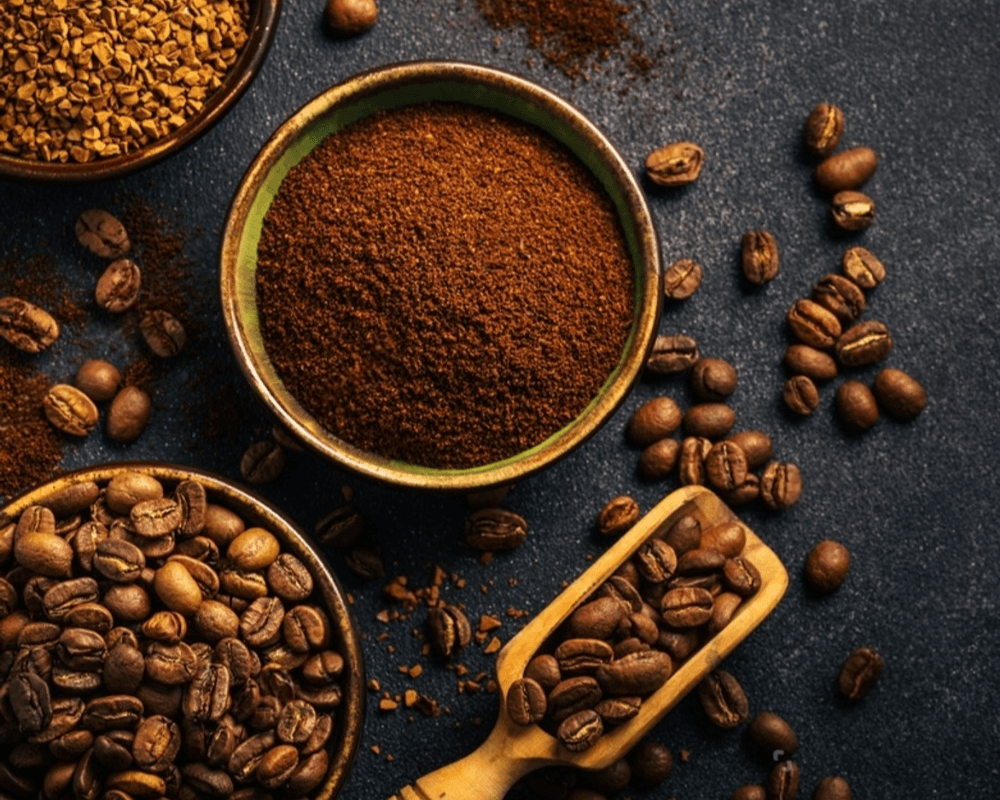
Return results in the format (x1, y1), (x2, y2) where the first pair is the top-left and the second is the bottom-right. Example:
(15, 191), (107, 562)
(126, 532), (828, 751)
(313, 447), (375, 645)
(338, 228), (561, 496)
(256, 102), (634, 469)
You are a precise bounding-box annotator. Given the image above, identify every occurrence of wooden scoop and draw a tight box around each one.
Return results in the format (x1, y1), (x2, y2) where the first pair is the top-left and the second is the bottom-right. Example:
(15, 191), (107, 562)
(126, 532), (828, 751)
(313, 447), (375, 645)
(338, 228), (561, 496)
(389, 485), (788, 800)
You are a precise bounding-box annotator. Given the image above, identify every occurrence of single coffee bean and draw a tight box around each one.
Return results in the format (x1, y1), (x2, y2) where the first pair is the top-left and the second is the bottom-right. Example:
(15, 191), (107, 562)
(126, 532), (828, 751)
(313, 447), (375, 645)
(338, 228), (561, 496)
(815, 146), (878, 193)
(464, 507), (527, 551)
(240, 596), (285, 648)
(342, 545), (384, 580)
(103, 583), (152, 623)
(678, 436), (712, 485)
(427, 603), (472, 657)
(564, 596), (626, 640)
(239, 441), (285, 485)
(838, 646), (884, 700)
(227, 528), (280, 572)
(132, 715), (181, 771)
(841, 245), (886, 289)
(44, 384), (99, 437)
(660, 514), (701, 555)
(725, 431), (771, 470)
(768, 759), (801, 800)
(95, 258), (142, 313)
(0, 295), (60, 353)
(82, 694), (145, 731)
(660, 586), (714, 627)
(705, 440), (748, 490)
(698, 670), (749, 729)
(202, 504), (245, 547)
(629, 739), (673, 787)
(323, 0), (379, 37)
(104, 644), (146, 693)
(803, 540), (851, 593)
(153, 561), (203, 616)
(524, 654), (561, 692)
(507, 677), (547, 725)
(804, 102), (844, 155)
(702, 522), (746, 558)
(94, 538), (146, 582)
(106, 386), (152, 443)
(831, 190), (875, 231)
(760, 461), (802, 511)
(645, 141), (705, 187)
(283, 605), (329, 652)
(784, 344), (838, 382)
(637, 438), (680, 480)
(723, 555), (762, 596)
(15, 529), (73, 577)
(708, 591), (742, 635)
(835, 320), (893, 367)
(730, 786), (767, 800)
(593, 695), (641, 727)
(10, 671), (53, 734)
(741, 230), (780, 285)
(557, 709), (603, 752)
(872, 367), (926, 421)
(314, 504), (363, 547)
(675, 546), (726, 576)
(76, 209), (130, 259)
(747, 711), (798, 760)
(787, 299), (841, 349)
(74, 359), (122, 403)
(596, 495), (640, 538)
(783, 375), (820, 415)
(682, 403), (736, 439)
(663, 258), (703, 300)
(626, 396), (682, 446)
(835, 381), (879, 432)
(634, 539), (678, 584)
(813, 776), (852, 800)
(106, 472), (164, 514)
(811, 273), (866, 324)
(691, 358), (738, 401)
(646, 334), (699, 374)
(548, 676), (603, 722)
(586, 759), (631, 794)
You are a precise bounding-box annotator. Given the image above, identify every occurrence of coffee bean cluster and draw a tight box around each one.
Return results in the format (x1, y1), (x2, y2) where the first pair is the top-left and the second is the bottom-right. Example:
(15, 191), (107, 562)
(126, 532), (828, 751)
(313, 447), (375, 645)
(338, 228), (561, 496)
(505, 511), (762, 752)
(0, 472), (345, 800)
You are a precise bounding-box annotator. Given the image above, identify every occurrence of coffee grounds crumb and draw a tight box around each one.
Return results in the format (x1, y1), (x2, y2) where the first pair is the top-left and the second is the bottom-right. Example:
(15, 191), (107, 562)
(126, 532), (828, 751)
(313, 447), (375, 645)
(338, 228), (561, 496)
(484, 636), (502, 654)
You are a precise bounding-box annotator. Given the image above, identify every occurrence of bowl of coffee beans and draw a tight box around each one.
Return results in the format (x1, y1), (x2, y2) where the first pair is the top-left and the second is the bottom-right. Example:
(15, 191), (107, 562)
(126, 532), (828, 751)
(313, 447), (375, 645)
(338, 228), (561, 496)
(0, 462), (365, 800)
(0, 0), (280, 182)
(221, 60), (662, 491)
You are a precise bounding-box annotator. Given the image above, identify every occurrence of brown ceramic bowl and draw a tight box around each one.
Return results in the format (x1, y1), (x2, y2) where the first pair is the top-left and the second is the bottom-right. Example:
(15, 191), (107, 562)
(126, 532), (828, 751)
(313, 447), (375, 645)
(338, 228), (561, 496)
(0, 461), (364, 800)
(0, 0), (280, 183)
(221, 60), (662, 492)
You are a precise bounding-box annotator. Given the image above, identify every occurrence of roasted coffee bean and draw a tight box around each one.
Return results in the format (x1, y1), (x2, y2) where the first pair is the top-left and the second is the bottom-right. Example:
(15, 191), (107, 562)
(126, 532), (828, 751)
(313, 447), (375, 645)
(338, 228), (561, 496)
(705, 440), (748, 490)
(637, 438), (680, 480)
(140, 309), (186, 357)
(283, 605), (329, 652)
(507, 677), (547, 725)
(106, 386), (152, 443)
(723, 555), (762, 597)
(81, 694), (144, 731)
(554, 639), (615, 676)
(841, 245), (885, 289)
(273, 698), (317, 743)
(831, 190), (875, 230)
(593, 695), (641, 727)
(94, 538), (146, 582)
(741, 231), (780, 285)
(168, 555), (219, 598)
(815, 146), (878, 193)
(524, 654), (561, 692)
(106, 472), (164, 515)
(595, 650), (672, 696)
(699, 522), (746, 558)
(228, 528), (280, 572)
(804, 102), (844, 155)
(783, 375), (820, 415)
(342, 546), (384, 580)
(10, 671), (53, 734)
(784, 344), (838, 382)
(76, 209), (130, 258)
(69, 520), (106, 570)
(153, 561), (203, 616)
(872, 367), (926, 421)
(645, 141), (704, 187)
(787, 299), (841, 349)
(240, 441), (285, 485)
(683, 403), (736, 439)
(836, 320), (893, 367)
(294, 681), (342, 709)
(768, 760), (801, 800)
(0, 577), (17, 616)
(193, 600), (240, 643)
(203, 504), (246, 547)
(663, 257), (703, 299)
(145, 642), (198, 686)
(748, 711), (798, 760)
(49, 728), (94, 759)
(595, 495), (640, 538)
(0, 295), (60, 353)
(660, 514), (701, 555)
(803, 540), (851, 593)
(661, 586), (714, 627)
(646, 334), (699, 374)
(557, 709), (604, 752)
(548, 676), (603, 722)
(228, 731), (276, 782)
(103, 583), (152, 623)
(564, 597), (626, 640)
(811, 274), (866, 324)
(139, 611), (187, 644)
(634, 539), (677, 584)
(301, 650), (344, 685)
(265, 553), (313, 602)
(129, 714), (181, 772)
(626, 397), (682, 446)
(44, 384), (99, 437)
(104, 644), (145, 694)
(698, 670), (749, 729)
(184, 763), (235, 797)
(58, 626), (108, 670)
(314, 505), (363, 547)
(691, 358), (738, 402)
(184, 663), (231, 722)
(96, 258), (142, 313)
(75, 359), (122, 403)
(731, 785), (767, 800)
(708, 591), (742, 635)
(240, 596), (285, 648)
(812, 776), (853, 800)
(838, 647), (884, 700)
(760, 461), (802, 511)
(427, 603), (471, 657)
(678, 436), (712, 485)
(42, 576), (99, 619)
(323, 0), (379, 36)
(835, 381), (879, 432)
(464, 508), (528, 551)
(629, 739), (673, 787)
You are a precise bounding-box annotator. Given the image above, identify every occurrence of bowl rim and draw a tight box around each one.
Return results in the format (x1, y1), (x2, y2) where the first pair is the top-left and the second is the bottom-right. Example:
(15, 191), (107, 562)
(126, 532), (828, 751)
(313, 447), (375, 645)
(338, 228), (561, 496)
(0, 0), (282, 183)
(220, 59), (661, 492)
(0, 460), (365, 800)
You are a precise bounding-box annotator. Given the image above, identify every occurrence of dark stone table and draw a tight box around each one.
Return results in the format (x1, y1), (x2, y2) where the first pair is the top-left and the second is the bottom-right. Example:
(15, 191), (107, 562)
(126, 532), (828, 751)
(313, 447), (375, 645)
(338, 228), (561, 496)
(2, 1), (998, 797)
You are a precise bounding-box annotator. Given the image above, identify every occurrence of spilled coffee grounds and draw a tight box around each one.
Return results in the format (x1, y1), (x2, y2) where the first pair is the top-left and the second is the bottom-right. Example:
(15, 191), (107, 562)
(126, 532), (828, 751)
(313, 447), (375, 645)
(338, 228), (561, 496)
(255, 103), (634, 469)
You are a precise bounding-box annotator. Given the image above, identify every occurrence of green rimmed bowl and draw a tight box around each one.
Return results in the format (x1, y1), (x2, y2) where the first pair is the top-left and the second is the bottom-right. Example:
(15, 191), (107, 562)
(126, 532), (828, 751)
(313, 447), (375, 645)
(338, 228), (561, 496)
(220, 60), (661, 492)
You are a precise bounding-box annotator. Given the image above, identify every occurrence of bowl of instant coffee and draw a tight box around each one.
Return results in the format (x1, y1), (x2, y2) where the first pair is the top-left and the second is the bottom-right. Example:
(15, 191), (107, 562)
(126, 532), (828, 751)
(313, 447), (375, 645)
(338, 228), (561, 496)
(0, 462), (365, 800)
(0, 0), (281, 183)
(221, 60), (662, 491)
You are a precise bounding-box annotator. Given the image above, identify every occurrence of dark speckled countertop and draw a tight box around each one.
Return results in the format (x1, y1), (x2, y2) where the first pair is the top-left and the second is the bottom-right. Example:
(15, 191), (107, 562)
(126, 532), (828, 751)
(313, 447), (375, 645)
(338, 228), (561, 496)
(2, 1), (999, 797)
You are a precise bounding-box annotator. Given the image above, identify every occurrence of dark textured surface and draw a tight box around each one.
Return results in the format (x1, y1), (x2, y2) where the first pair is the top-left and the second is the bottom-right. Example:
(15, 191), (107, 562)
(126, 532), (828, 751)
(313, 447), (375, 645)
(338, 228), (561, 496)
(2, 1), (999, 797)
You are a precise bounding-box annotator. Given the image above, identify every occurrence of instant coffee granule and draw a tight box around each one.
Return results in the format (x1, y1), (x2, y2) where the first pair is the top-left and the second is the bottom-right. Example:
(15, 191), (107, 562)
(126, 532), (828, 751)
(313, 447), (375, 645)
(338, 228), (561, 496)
(256, 102), (635, 470)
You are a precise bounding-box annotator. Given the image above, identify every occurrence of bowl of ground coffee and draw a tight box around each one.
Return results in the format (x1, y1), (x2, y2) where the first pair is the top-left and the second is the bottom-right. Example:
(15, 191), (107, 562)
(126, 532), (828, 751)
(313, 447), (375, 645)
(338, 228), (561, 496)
(221, 60), (661, 491)
(0, 0), (280, 182)
(0, 462), (365, 800)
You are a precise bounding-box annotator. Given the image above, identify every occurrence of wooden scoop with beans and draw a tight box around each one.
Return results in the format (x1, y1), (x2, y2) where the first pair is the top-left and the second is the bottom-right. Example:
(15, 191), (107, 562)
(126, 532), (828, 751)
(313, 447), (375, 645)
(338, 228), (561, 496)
(388, 485), (788, 800)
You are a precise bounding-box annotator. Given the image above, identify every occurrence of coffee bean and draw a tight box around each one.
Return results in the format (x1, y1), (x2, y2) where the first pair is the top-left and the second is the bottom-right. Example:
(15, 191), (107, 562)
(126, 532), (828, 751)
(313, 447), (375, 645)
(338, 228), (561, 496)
(691, 358), (738, 401)
(838, 646), (883, 700)
(103, 583), (152, 623)
(747, 711), (798, 760)
(682, 403), (736, 439)
(841, 246), (886, 289)
(835, 320), (893, 367)
(815, 146), (878, 193)
(283, 604), (329, 652)
(811, 273), (866, 324)
(663, 258), (703, 299)
(594, 495), (640, 538)
(803, 540), (851, 593)
(507, 677), (547, 725)
(153, 561), (203, 616)
(106, 472), (164, 515)
(637, 438), (680, 480)
(106, 386), (152, 443)
(314, 504), (363, 547)
(741, 231), (780, 285)
(548, 676), (603, 722)
(705, 440), (748, 490)
(593, 695), (641, 726)
(239, 441), (285, 485)
(784, 344), (838, 382)
(72, 359), (122, 403)
(202, 504), (246, 548)
(10, 671), (53, 734)
(768, 759), (801, 800)
(0, 295), (59, 353)
(702, 522), (746, 558)
(645, 141), (705, 187)
(708, 591), (742, 635)
(813, 776), (853, 800)
(464, 507), (527, 551)
(193, 600), (240, 643)
(629, 739), (673, 787)
(104, 644), (145, 694)
(760, 461), (802, 511)
(228, 528), (280, 571)
(723, 555), (762, 596)
(626, 396), (682, 446)
(131, 497), (183, 538)
(783, 375), (820, 415)
(76, 209), (130, 259)
(323, 0), (379, 37)
(132, 715), (181, 771)
(240, 596), (285, 648)
(835, 381), (879, 432)
(787, 299), (841, 349)
(564, 597), (626, 640)
(267, 553), (314, 602)
(730, 786), (767, 800)
(95, 258), (142, 313)
(872, 367), (926, 421)
(634, 539), (677, 584)
(43, 383), (99, 437)
(660, 586), (713, 627)
(524, 655), (561, 692)
(94, 538), (146, 582)
(646, 334), (699, 374)
(140, 309), (186, 357)
(678, 436), (712, 485)
(698, 670), (749, 729)
(675, 546), (726, 576)
(586, 759), (631, 794)
(831, 190), (875, 231)
(557, 709), (603, 752)
(427, 603), (471, 657)
(803, 102), (845, 156)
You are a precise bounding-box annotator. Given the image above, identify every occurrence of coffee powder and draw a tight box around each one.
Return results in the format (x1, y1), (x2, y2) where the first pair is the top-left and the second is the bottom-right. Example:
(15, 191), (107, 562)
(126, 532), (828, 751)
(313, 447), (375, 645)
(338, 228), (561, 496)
(255, 102), (634, 469)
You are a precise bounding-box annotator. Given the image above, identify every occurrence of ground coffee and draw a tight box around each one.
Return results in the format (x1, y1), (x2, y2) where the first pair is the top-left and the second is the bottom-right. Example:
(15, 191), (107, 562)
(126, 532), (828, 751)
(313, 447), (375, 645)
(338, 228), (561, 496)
(255, 102), (634, 469)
